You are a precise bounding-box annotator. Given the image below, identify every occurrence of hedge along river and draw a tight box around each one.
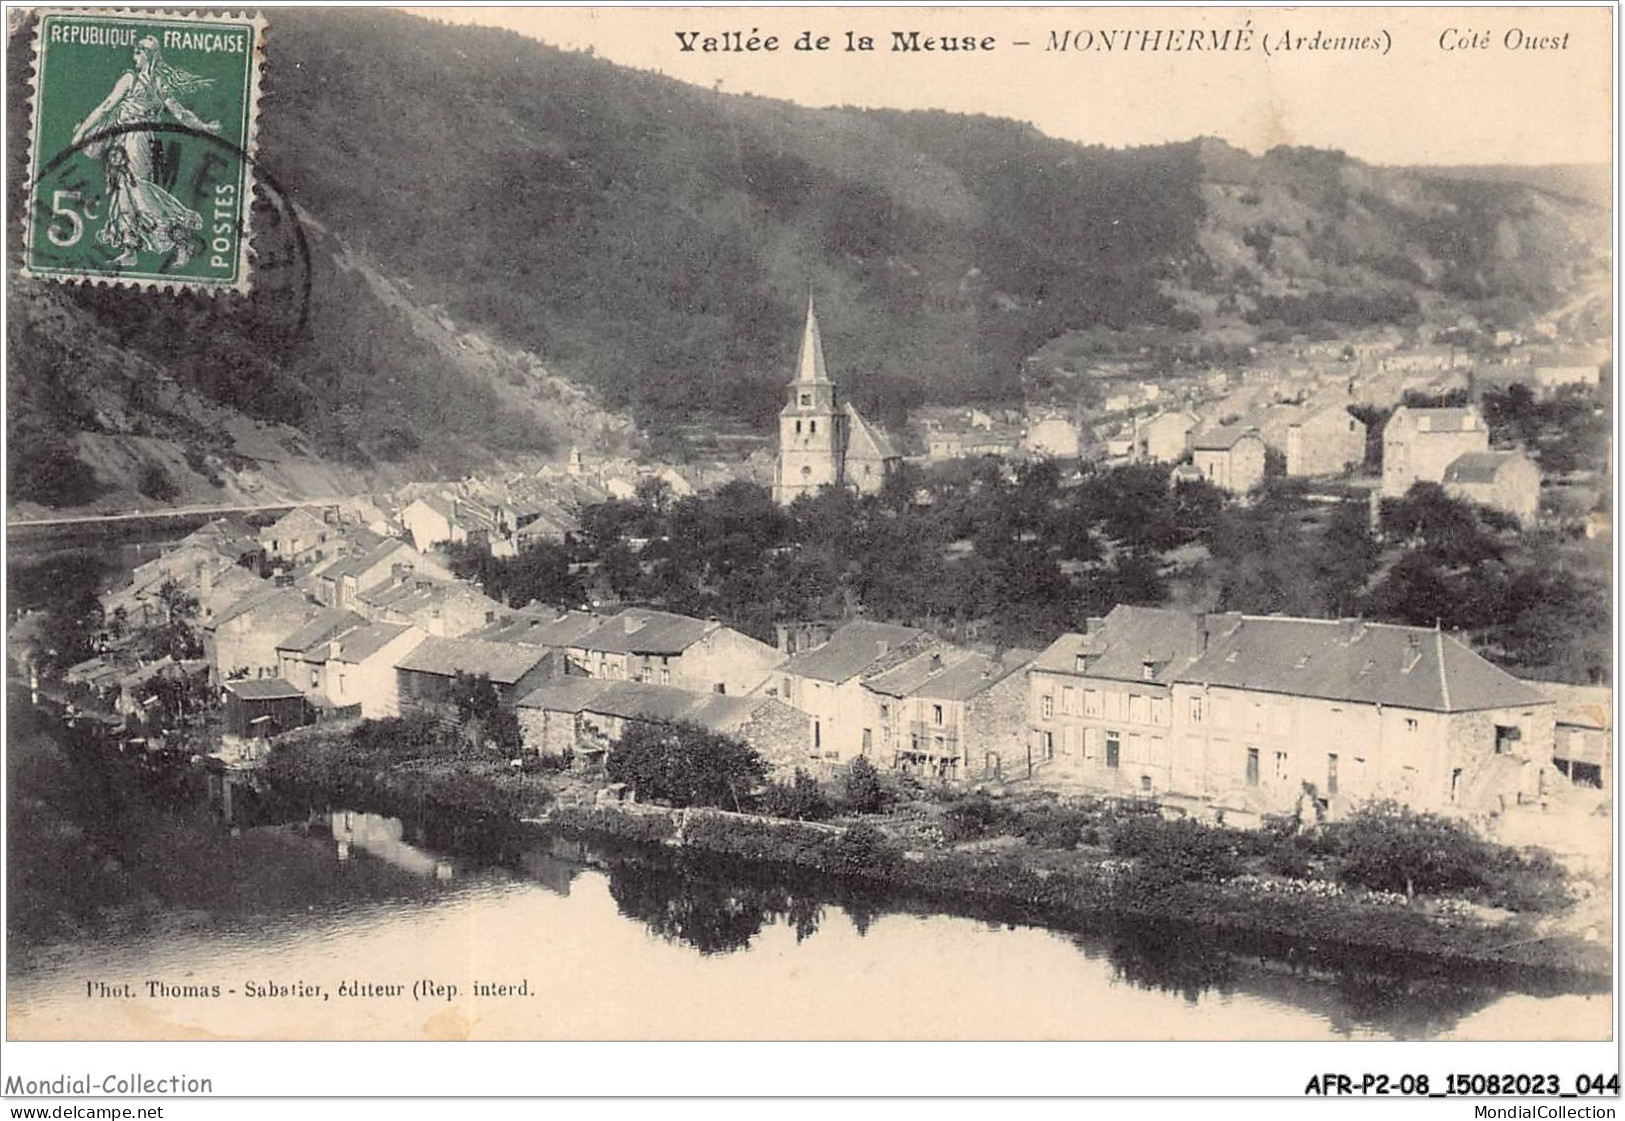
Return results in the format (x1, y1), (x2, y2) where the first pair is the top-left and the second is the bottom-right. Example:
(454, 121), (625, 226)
(6, 720), (1610, 1042)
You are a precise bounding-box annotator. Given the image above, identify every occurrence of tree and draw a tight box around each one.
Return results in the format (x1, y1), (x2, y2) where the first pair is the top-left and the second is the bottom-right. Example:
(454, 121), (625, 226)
(1326, 801), (1487, 900)
(842, 756), (885, 813)
(759, 768), (833, 821)
(605, 720), (768, 810)
(634, 474), (673, 514)
(135, 578), (203, 661)
(449, 671), (523, 754)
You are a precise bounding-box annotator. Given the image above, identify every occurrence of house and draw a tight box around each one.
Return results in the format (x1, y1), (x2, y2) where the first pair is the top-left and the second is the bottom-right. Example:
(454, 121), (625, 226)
(1023, 414), (1081, 460)
(1135, 410), (1200, 463)
(1028, 607), (1208, 796)
(1381, 406), (1489, 498)
(863, 646), (1035, 782)
(566, 608), (783, 697)
(315, 539), (446, 610)
(205, 586), (319, 682)
(324, 622), (427, 719)
(1168, 615), (1556, 819)
(1536, 682), (1611, 788)
(221, 678), (310, 740)
(274, 608), (366, 704)
(1442, 451), (1542, 525)
(1533, 362), (1601, 394)
(258, 508), (333, 566)
(178, 515), (262, 567)
(394, 636), (556, 718)
(775, 620), (937, 764)
(1286, 407), (1366, 477)
(468, 608), (603, 651)
(1189, 426), (1267, 494)
(400, 494), (501, 553)
(359, 576), (505, 638)
(515, 677), (811, 773)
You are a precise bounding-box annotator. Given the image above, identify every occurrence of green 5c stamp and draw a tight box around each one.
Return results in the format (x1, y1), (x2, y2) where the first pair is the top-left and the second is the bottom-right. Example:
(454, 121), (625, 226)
(24, 9), (267, 291)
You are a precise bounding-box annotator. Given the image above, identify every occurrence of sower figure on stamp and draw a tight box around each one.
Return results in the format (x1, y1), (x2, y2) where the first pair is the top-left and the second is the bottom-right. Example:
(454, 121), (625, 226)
(71, 36), (221, 267)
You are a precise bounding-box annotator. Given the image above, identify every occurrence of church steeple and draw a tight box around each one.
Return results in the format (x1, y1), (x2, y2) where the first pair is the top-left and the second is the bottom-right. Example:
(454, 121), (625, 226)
(775, 296), (847, 505)
(795, 297), (831, 385)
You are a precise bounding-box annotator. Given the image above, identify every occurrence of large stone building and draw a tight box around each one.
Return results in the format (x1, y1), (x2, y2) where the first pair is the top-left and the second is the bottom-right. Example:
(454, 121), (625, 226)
(1381, 405), (1490, 498)
(774, 300), (901, 505)
(1189, 426), (1267, 494)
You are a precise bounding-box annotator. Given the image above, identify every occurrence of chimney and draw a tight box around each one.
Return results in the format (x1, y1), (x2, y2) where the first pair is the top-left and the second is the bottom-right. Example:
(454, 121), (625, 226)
(929, 652), (943, 672)
(1085, 616), (1106, 634)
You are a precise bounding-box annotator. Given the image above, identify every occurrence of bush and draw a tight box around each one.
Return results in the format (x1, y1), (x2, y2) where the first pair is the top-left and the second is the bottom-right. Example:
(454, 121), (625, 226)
(1110, 816), (1242, 888)
(825, 823), (901, 877)
(137, 462), (180, 502)
(606, 720), (768, 809)
(942, 793), (1005, 842)
(841, 756), (885, 813)
(758, 768), (834, 821)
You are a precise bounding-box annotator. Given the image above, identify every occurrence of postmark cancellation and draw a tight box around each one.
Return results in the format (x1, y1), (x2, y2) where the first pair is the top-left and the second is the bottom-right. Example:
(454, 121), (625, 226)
(22, 8), (267, 292)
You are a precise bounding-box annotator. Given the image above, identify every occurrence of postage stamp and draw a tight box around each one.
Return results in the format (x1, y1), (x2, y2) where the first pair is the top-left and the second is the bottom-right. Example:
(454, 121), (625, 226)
(23, 9), (267, 291)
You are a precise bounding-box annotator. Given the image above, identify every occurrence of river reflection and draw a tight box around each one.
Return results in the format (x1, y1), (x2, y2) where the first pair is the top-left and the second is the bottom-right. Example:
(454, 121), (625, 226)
(6, 713), (1611, 1041)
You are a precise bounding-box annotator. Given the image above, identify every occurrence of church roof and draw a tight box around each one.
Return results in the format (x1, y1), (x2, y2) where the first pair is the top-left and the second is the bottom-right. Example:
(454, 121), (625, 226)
(794, 298), (831, 385)
(844, 401), (899, 461)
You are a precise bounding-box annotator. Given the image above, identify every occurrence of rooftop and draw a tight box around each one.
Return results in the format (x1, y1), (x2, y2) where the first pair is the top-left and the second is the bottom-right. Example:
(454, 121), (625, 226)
(275, 608), (366, 657)
(1442, 451), (1531, 485)
(1177, 615), (1553, 713)
(395, 636), (551, 684)
(572, 608), (717, 656)
(1032, 606), (1208, 684)
(224, 678), (307, 701)
(1191, 425), (1261, 452)
(329, 622), (418, 665)
(781, 620), (933, 683)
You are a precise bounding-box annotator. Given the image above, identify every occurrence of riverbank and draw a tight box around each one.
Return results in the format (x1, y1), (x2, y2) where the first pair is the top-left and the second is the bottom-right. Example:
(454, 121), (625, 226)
(538, 801), (1611, 982)
(261, 728), (1610, 982)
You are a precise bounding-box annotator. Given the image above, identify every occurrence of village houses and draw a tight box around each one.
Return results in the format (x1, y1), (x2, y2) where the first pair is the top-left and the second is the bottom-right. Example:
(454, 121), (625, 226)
(775, 620), (938, 763)
(1134, 409), (1199, 463)
(205, 585), (320, 683)
(258, 507), (334, 567)
(395, 636), (556, 719)
(274, 608), (367, 705)
(565, 608), (783, 697)
(862, 646), (1034, 782)
(323, 622), (428, 719)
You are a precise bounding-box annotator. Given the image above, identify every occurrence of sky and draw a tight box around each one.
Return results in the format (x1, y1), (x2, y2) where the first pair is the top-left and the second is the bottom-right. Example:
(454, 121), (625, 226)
(404, 5), (1613, 167)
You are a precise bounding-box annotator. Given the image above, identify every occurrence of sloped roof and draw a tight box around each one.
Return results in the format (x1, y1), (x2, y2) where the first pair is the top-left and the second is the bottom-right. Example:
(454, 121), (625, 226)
(329, 622), (418, 665)
(210, 586), (311, 630)
(572, 609), (717, 656)
(471, 610), (603, 648)
(1176, 616), (1553, 713)
(868, 646), (1037, 701)
(1032, 606), (1208, 684)
(1391, 406), (1481, 432)
(1442, 451), (1531, 485)
(517, 677), (783, 731)
(1191, 425), (1263, 452)
(260, 507), (328, 538)
(844, 401), (900, 461)
(395, 636), (550, 684)
(793, 298), (831, 385)
(275, 609), (366, 656)
(781, 620), (932, 683)
(321, 538), (411, 581)
(224, 678), (307, 701)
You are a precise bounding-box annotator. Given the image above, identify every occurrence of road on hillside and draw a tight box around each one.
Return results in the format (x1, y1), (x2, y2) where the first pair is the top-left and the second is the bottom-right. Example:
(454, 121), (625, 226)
(6, 499), (346, 531)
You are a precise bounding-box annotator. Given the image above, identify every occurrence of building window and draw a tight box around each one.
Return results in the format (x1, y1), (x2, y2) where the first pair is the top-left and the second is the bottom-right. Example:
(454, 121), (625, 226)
(714, 683), (726, 694)
(1083, 689), (1101, 717)
(932, 704), (944, 725)
(1040, 694), (1054, 720)
(800, 393), (812, 407)
(809, 420), (817, 434)
(1061, 686), (1077, 714)
(1326, 753), (1339, 796)
(862, 728), (872, 754)
(813, 721), (821, 750)
(879, 703), (890, 721)
(310, 669), (319, 688)
(782, 677), (792, 698)
(795, 420), (803, 434)
(1039, 730), (1054, 759)
(1141, 661), (1156, 682)
(1273, 751), (1288, 781)
(1404, 717), (1419, 732)
(660, 668), (671, 685)
(800, 466), (811, 478)
(1245, 747), (1260, 786)
(1128, 694), (1149, 724)
(1140, 775), (1153, 793)
(1494, 725), (1520, 755)
(1105, 732), (1121, 769)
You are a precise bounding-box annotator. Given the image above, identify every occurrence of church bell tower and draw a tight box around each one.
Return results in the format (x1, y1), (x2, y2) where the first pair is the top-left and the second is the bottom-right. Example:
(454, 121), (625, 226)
(775, 299), (848, 505)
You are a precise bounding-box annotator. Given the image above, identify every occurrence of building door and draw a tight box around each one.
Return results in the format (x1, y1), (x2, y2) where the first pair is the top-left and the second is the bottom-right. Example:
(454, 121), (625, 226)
(1105, 732), (1120, 769)
(1245, 747), (1260, 786)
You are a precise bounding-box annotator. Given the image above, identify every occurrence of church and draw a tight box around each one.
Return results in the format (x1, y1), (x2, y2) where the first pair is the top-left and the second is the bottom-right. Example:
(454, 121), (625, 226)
(773, 300), (902, 506)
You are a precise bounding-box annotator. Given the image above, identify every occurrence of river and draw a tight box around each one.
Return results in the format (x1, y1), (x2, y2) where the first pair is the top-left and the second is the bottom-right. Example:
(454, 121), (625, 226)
(5, 710), (1610, 1042)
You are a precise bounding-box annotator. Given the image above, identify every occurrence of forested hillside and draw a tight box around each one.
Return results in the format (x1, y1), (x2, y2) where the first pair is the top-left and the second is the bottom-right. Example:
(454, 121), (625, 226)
(6, 8), (1608, 509)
